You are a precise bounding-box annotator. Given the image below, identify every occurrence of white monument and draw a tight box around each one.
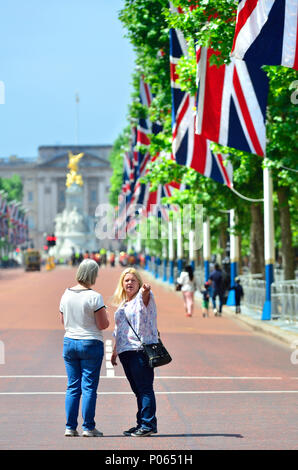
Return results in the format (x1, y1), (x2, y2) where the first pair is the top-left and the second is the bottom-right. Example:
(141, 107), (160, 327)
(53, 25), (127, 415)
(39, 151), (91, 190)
(53, 152), (98, 260)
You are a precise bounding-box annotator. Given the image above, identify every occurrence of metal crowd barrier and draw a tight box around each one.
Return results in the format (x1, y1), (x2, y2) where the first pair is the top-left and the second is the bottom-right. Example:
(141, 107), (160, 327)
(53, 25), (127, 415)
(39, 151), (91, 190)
(144, 259), (297, 324)
(238, 275), (266, 313)
(271, 280), (298, 323)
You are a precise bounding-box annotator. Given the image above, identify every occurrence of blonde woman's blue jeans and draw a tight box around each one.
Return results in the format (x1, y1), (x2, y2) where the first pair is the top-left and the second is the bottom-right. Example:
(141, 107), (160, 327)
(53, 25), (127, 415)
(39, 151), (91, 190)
(119, 350), (157, 432)
(63, 338), (104, 431)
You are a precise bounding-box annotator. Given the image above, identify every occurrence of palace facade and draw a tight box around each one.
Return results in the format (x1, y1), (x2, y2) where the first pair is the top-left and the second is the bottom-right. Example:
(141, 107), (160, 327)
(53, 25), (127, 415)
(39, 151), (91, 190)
(0, 145), (113, 250)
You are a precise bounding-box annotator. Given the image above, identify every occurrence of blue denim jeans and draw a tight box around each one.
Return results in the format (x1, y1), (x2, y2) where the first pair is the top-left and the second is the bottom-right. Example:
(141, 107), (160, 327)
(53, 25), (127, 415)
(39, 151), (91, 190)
(63, 338), (104, 431)
(212, 291), (224, 313)
(119, 350), (157, 432)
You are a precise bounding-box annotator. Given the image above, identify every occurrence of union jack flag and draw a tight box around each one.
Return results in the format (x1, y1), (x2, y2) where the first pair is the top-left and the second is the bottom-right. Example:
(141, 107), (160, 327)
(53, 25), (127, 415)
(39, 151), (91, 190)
(126, 183), (168, 235)
(122, 135), (135, 197)
(231, 0), (298, 71)
(196, 46), (269, 157)
(170, 27), (233, 187)
(115, 78), (164, 237)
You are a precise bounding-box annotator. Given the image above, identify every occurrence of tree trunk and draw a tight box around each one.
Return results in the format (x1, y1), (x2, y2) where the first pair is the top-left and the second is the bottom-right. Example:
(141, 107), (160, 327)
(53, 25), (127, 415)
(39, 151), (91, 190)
(249, 203), (264, 276)
(277, 186), (295, 280)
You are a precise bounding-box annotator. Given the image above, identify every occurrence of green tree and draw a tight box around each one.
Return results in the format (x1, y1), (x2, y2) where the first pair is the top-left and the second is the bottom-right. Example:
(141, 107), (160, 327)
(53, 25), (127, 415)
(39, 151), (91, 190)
(0, 174), (23, 202)
(115, 0), (297, 277)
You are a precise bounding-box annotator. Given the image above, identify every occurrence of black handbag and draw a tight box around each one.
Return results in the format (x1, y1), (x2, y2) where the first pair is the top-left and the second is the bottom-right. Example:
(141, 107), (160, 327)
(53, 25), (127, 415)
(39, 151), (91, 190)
(125, 317), (172, 368)
(175, 282), (182, 291)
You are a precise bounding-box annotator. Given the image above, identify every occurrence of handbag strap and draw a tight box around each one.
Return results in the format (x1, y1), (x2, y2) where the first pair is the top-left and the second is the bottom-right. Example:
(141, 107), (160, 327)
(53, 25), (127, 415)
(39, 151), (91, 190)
(124, 315), (160, 343)
(125, 315), (142, 342)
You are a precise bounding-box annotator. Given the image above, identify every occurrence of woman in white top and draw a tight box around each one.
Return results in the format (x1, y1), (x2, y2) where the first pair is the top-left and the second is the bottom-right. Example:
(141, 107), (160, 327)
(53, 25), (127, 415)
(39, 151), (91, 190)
(176, 265), (196, 317)
(59, 259), (109, 437)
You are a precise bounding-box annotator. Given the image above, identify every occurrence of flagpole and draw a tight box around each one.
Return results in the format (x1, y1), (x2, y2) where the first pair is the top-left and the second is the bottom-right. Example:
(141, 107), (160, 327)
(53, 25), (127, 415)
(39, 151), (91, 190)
(161, 218), (168, 281)
(227, 209), (239, 306)
(155, 218), (161, 279)
(168, 219), (174, 284)
(145, 246), (150, 271)
(189, 229), (195, 270)
(162, 239), (168, 282)
(262, 164), (274, 320)
(136, 225), (142, 255)
(203, 217), (211, 282)
(177, 214), (183, 275)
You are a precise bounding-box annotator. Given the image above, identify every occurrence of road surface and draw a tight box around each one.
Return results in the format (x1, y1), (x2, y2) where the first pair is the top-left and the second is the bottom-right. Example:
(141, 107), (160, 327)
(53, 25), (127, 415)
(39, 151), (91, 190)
(0, 265), (297, 451)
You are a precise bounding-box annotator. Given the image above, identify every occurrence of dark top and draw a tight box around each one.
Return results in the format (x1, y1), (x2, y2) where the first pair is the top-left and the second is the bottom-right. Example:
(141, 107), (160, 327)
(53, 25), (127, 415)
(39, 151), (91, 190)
(200, 288), (210, 301)
(232, 284), (244, 301)
(209, 269), (224, 293)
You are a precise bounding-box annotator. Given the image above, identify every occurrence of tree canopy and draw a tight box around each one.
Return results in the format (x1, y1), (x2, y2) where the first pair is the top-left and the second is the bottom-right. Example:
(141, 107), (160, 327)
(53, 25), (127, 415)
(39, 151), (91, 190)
(109, 0), (298, 276)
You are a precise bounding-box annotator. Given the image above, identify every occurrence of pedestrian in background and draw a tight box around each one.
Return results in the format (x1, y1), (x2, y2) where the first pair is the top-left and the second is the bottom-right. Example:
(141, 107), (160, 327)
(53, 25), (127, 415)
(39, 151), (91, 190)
(109, 251), (115, 267)
(59, 259), (109, 437)
(200, 281), (210, 318)
(232, 277), (244, 314)
(209, 264), (224, 316)
(176, 265), (196, 317)
(111, 268), (158, 437)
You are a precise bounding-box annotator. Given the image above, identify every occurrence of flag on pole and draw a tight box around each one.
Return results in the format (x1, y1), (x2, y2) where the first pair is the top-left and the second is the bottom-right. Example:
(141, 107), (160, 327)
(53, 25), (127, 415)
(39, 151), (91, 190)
(231, 0), (298, 71)
(170, 26), (233, 187)
(196, 46), (269, 157)
(115, 77), (163, 237)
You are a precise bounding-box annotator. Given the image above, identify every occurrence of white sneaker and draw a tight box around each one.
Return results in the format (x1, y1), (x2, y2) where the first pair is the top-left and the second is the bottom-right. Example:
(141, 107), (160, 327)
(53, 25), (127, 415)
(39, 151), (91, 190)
(82, 428), (103, 437)
(65, 428), (79, 437)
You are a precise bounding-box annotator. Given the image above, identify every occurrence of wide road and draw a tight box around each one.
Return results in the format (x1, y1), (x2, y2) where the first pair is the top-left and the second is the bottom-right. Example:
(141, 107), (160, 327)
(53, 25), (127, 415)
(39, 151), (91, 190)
(0, 265), (297, 451)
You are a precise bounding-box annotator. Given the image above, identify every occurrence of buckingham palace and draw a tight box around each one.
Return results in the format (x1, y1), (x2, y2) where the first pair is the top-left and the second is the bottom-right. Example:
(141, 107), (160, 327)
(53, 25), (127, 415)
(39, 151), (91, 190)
(0, 144), (113, 251)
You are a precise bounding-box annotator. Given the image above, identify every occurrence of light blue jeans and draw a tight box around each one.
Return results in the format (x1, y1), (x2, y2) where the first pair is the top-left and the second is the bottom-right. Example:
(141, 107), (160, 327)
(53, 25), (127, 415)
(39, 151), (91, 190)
(63, 337), (104, 431)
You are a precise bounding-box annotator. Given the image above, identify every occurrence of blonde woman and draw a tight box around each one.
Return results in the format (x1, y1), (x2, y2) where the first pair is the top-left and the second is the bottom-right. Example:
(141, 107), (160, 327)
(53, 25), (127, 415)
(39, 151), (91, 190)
(111, 268), (158, 437)
(60, 259), (109, 437)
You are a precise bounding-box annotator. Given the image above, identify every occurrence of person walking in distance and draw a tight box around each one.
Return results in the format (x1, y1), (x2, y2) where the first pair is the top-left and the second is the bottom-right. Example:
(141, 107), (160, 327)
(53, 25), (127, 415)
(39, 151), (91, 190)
(209, 264), (224, 316)
(59, 259), (109, 437)
(111, 268), (158, 437)
(200, 281), (211, 318)
(232, 277), (244, 314)
(176, 265), (196, 317)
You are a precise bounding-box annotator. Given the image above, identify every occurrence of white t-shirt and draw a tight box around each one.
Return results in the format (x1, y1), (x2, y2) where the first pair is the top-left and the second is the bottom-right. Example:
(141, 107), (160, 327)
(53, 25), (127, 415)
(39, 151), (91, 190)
(177, 271), (196, 292)
(59, 288), (105, 341)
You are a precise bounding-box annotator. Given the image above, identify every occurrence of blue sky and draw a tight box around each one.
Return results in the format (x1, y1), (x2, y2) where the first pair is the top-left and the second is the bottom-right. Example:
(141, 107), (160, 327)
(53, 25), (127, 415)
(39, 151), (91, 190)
(0, 0), (135, 158)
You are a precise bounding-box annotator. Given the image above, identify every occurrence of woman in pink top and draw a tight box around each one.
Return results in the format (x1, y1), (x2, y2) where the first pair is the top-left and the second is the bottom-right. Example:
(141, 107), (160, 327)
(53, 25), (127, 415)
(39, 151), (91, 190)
(111, 268), (158, 437)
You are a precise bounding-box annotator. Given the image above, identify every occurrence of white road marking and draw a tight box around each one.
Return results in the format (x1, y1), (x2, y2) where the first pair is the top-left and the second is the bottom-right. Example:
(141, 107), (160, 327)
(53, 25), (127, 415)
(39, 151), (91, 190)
(0, 375), (286, 379)
(106, 369), (115, 377)
(0, 390), (298, 396)
(105, 339), (114, 377)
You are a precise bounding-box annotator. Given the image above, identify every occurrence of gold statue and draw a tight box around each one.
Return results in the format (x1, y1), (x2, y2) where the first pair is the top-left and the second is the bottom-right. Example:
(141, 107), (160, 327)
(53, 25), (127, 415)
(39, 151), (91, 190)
(66, 151), (84, 187)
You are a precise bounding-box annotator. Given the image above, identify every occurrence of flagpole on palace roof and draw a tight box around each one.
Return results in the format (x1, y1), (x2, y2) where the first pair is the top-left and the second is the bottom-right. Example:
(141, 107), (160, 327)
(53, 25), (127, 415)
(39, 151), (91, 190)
(75, 92), (80, 146)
